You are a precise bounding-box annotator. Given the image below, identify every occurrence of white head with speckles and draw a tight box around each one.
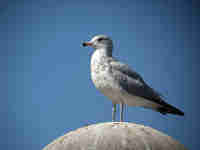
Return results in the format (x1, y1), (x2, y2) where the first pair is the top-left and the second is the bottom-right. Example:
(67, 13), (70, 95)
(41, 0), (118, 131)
(83, 35), (113, 56)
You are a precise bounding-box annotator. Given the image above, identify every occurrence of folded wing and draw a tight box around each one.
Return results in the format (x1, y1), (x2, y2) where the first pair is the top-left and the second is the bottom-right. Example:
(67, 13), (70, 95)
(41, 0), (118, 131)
(109, 59), (184, 116)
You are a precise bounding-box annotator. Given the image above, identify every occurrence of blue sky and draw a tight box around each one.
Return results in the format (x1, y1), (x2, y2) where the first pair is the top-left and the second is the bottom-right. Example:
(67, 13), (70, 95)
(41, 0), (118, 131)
(1, 0), (199, 149)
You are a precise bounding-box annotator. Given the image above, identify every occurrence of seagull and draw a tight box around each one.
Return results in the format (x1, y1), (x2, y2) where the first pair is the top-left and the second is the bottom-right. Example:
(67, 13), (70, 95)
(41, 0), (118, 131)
(82, 35), (184, 122)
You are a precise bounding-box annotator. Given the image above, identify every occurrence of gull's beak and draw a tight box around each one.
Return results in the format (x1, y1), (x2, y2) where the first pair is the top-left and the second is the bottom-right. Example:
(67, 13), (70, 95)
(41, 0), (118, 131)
(82, 42), (93, 47)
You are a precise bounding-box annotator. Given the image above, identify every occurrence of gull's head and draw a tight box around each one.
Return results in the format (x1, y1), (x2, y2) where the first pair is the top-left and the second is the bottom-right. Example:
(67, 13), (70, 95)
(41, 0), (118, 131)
(82, 35), (113, 50)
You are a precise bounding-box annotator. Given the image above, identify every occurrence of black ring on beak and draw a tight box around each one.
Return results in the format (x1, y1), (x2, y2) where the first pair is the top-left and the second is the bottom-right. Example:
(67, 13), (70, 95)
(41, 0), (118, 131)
(82, 42), (92, 47)
(82, 42), (87, 47)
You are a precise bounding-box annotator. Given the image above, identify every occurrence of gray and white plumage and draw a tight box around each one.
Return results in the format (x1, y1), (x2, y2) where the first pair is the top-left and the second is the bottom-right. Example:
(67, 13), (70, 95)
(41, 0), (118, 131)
(83, 35), (184, 121)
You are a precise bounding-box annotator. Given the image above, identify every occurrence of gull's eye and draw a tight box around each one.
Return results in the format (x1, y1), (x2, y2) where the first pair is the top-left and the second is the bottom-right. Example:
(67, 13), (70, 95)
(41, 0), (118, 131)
(98, 38), (104, 42)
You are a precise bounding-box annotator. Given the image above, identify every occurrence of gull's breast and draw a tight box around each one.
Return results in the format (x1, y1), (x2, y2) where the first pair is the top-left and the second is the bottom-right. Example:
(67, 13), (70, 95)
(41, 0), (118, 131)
(90, 56), (122, 104)
(91, 72), (122, 104)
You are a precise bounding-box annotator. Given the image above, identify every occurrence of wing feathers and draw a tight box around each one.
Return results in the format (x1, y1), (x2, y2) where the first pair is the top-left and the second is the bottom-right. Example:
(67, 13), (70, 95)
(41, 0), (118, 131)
(110, 60), (171, 106)
(108, 59), (184, 116)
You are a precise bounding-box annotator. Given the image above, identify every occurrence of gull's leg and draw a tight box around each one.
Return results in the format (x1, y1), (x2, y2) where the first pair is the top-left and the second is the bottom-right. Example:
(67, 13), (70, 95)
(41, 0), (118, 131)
(112, 104), (116, 122)
(120, 103), (124, 122)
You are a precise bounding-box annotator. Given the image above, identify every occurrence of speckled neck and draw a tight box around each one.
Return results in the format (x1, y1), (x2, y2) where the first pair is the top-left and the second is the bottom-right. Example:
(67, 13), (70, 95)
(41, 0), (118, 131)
(90, 48), (112, 75)
(91, 48), (112, 65)
(95, 47), (112, 57)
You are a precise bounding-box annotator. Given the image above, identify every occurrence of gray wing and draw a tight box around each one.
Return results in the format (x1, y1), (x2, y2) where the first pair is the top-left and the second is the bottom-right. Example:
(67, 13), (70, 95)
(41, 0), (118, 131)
(109, 59), (166, 106)
(109, 59), (184, 116)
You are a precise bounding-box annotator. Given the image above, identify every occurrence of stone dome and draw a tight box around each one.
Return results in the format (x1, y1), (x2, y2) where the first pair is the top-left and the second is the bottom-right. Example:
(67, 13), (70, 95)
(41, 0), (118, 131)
(43, 122), (187, 150)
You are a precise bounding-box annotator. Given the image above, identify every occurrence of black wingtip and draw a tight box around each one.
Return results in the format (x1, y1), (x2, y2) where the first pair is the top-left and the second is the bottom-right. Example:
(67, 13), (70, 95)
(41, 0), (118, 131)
(157, 106), (184, 116)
